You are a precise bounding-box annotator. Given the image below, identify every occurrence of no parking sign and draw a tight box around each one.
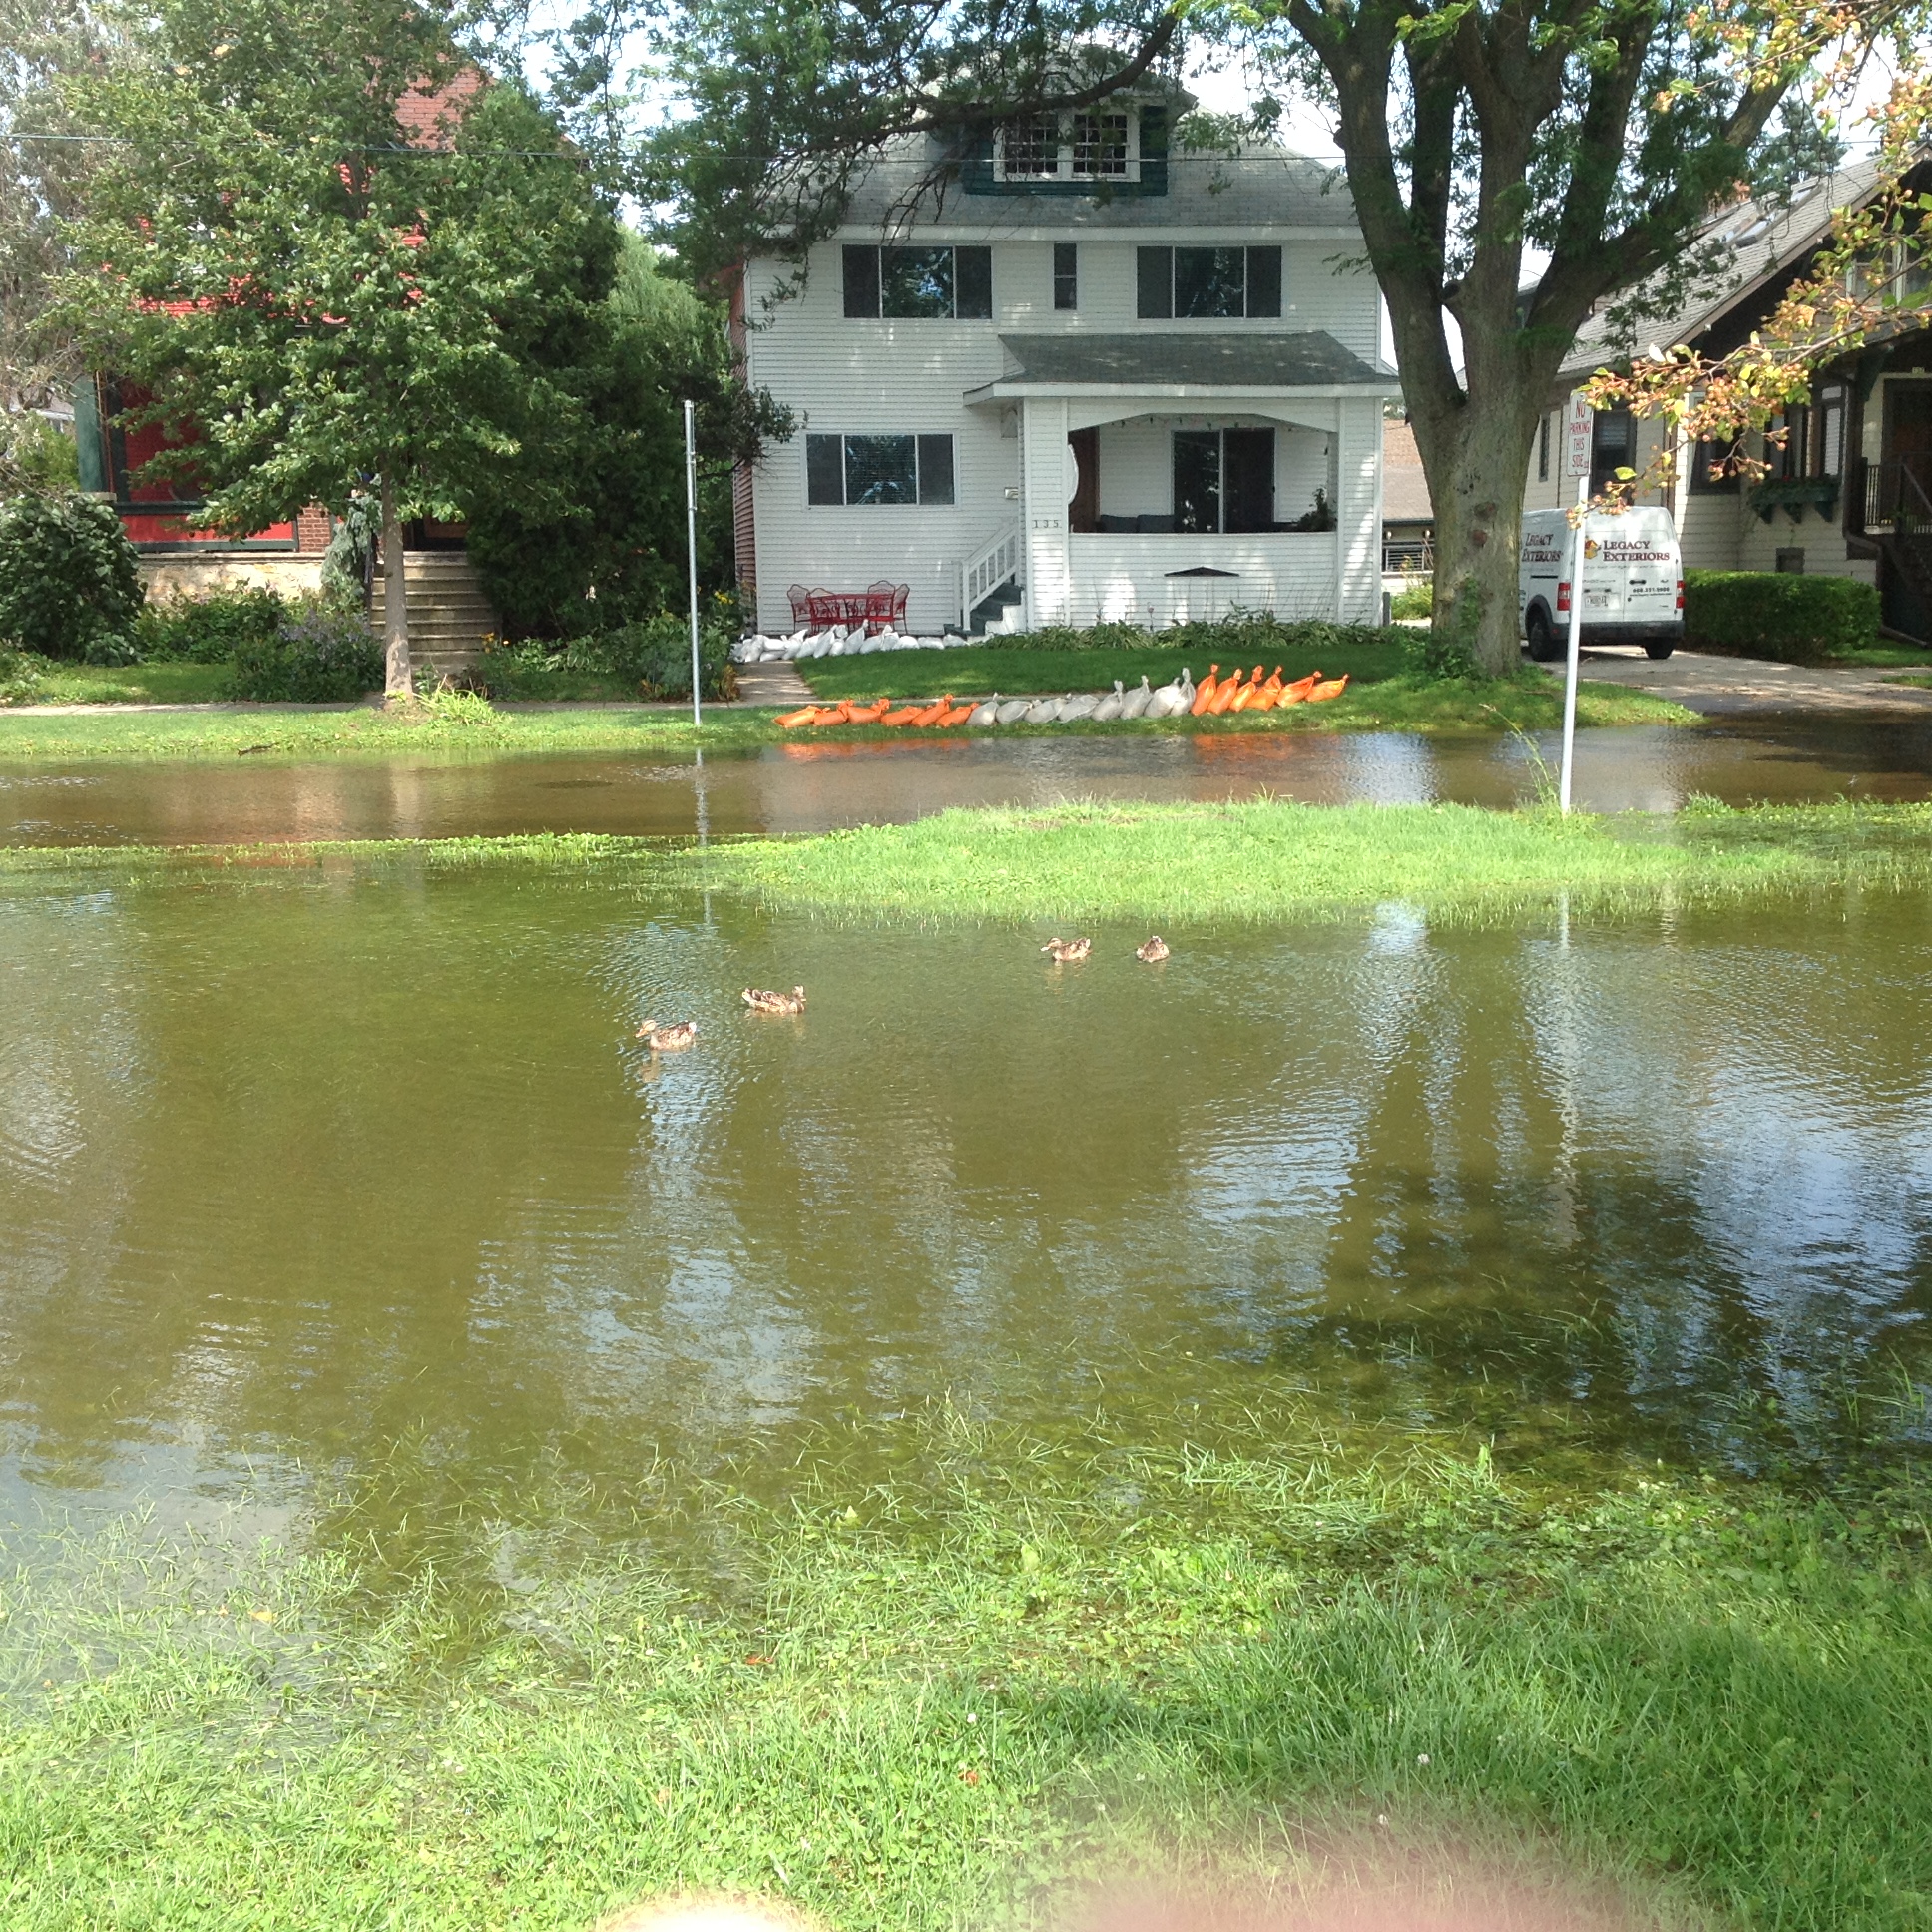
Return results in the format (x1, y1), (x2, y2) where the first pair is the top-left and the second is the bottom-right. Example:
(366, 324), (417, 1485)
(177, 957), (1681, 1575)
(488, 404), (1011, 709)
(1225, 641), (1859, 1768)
(1565, 394), (1594, 477)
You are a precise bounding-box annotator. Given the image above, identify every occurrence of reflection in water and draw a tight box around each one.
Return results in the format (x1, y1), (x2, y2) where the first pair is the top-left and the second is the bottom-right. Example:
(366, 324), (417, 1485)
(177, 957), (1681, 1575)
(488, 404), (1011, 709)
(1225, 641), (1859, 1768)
(10, 714), (1932, 848)
(2, 856), (1929, 1552)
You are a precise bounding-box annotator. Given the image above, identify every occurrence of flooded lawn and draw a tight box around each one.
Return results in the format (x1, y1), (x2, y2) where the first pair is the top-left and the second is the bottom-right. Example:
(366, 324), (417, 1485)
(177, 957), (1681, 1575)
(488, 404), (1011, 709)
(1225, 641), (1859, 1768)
(7, 713), (1932, 848)
(4, 847), (1929, 1549)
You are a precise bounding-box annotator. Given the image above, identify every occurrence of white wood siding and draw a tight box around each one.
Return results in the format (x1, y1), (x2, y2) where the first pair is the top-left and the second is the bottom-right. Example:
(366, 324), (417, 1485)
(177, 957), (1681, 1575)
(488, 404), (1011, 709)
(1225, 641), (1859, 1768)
(741, 231), (1383, 633)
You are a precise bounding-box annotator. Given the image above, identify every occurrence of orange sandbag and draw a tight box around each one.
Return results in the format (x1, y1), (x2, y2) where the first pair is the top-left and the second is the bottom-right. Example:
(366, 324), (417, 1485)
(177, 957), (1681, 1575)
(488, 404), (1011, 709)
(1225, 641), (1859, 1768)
(1207, 670), (1242, 716)
(1249, 667), (1286, 712)
(845, 699), (891, 724)
(935, 702), (976, 726)
(778, 705), (819, 728)
(1228, 665), (1267, 712)
(910, 697), (952, 726)
(810, 703), (853, 726)
(1305, 673), (1350, 703)
(880, 703), (925, 726)
(1190, 665), (1220, 717)
(1275, 672), (1321, 709)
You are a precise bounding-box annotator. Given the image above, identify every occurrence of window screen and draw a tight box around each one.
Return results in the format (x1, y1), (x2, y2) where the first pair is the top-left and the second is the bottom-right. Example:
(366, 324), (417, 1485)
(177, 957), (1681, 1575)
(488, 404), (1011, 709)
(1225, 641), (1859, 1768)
(1173, 430), (1220, 533)
(1053, 242), (1078, 311)
(843, 245), (990, 319)
(806, 434), (844, 505)
(955, 247), (992, 320)
(842, 246), (880, 319)
(1072, 112), (1130, 178)
(806, 434), (956, 505)
(1139, 246), (1282, 319)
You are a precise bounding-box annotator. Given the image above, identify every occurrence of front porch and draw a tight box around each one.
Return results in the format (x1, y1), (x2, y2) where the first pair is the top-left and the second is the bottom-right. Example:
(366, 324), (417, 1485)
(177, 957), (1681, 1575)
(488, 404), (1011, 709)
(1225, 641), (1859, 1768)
(962, 329), (1396, 631)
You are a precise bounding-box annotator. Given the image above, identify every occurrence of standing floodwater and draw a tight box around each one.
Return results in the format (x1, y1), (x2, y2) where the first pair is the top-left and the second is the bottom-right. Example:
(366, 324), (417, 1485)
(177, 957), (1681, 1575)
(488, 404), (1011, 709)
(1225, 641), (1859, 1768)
(3, 849), (1930, 1549)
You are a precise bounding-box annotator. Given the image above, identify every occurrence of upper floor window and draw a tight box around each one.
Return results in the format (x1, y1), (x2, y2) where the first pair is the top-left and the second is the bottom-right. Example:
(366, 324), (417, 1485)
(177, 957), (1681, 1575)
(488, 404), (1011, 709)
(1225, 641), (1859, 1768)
(1137, 246), (1282, 320)
(996, 110), (1138, 184)
(843, 245), (993, 320)
(1053, 242), (1078, 311)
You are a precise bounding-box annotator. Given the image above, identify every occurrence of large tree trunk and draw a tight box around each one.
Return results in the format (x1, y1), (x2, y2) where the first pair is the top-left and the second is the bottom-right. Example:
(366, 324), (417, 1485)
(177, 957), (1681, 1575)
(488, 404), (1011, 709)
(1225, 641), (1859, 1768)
(379, 472), (410, 699)
(1409, 386), (1551, 677)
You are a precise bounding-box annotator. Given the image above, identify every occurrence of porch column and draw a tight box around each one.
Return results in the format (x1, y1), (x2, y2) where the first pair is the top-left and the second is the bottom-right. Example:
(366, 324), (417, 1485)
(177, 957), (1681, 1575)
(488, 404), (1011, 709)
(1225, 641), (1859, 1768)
(1020, 397), (1071, 629)
(1334, 396), (1381, 624)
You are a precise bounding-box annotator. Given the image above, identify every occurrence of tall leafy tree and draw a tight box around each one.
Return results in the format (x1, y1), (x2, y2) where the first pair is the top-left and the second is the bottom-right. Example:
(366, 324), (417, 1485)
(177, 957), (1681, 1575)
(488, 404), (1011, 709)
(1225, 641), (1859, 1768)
(635, 0), (1921, 672)
(60, 0), (619, 692)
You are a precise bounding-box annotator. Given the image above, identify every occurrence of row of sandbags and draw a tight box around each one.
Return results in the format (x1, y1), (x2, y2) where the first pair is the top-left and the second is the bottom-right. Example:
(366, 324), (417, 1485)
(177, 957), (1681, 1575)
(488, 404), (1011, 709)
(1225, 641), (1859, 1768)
(735, 629), (962, 663)
(780, 673), (1200, 730)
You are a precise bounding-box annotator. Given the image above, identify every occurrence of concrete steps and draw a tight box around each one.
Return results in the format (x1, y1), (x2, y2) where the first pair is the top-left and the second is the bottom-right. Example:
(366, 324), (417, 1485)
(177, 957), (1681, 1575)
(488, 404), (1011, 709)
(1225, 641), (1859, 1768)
(369, 552), (497, 677)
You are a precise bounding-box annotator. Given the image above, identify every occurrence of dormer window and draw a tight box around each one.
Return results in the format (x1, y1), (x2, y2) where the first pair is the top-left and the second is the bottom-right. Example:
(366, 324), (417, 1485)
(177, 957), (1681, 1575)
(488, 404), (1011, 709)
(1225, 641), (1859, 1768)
(995, 109), (1139, 184)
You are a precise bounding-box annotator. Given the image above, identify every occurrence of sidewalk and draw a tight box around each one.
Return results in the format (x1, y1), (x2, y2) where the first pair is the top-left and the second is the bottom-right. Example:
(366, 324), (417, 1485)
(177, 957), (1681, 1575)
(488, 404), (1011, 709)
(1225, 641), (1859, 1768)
(1542, 647), (1932, 715)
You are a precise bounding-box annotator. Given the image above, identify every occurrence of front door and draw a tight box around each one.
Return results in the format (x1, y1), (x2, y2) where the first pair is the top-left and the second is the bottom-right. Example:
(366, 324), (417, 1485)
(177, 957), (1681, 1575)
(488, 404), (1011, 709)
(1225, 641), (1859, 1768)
(1885, 381), (1932, 513)
(1067, 427), (1099, 533)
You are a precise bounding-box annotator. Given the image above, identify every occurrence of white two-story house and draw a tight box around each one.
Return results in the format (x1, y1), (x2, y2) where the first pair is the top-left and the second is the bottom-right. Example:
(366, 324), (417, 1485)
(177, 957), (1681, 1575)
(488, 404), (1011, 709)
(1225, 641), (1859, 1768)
(730, 92), (1398, 637)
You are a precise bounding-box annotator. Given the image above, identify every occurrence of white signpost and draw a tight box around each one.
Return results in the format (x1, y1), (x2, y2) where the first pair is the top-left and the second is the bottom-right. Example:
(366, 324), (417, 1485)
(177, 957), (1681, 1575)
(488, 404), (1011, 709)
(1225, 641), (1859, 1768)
(1559, 394), (1593, 813)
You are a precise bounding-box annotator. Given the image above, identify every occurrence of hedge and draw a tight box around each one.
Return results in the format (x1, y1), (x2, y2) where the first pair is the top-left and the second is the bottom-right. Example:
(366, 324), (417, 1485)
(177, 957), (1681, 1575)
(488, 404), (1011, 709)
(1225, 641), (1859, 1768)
(1683, 568), (1879, 664)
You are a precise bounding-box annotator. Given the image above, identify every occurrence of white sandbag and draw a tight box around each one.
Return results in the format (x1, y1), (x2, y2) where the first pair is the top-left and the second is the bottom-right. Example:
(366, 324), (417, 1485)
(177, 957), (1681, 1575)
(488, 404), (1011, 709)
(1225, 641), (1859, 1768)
(968, 698), (1000, 726)
(995, 698), (1030, 724)
(1119, 677), (1153, 720)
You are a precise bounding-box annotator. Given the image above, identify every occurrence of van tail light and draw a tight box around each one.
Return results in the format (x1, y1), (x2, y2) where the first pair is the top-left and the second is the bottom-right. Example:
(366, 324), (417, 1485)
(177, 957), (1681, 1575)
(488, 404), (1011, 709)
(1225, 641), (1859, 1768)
(1556, 581), (1571, 613)
(1676, 577), (1685, 610)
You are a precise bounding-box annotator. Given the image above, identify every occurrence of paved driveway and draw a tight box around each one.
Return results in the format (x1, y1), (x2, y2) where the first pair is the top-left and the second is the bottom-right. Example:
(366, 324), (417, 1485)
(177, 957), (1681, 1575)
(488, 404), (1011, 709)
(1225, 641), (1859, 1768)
(1555, 646), (1932, 714)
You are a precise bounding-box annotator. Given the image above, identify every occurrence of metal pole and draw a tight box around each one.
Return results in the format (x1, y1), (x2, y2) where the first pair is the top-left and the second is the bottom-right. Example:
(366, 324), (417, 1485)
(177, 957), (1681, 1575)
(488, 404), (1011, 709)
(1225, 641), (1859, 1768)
(685, 399), (702, 729)
(1559, 470), (1587, 813)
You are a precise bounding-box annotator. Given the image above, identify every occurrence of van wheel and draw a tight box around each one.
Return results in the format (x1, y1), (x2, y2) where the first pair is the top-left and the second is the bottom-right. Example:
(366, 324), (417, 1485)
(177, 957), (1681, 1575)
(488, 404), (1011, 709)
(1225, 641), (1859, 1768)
(1644, 642), (1675, 661)
(1525, 608), (1563, 662)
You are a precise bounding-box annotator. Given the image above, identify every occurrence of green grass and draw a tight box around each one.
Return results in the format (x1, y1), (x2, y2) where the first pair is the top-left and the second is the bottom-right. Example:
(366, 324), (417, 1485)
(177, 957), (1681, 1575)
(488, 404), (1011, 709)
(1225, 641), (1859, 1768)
(0, 672), (1692, 763)
(691, 797), (1932, 925)
(1883, 674), (1932, 690)
(5, 657), (237, 704)
(1823, 644), (1932, 668)
(3, 1411), (1930, 1932)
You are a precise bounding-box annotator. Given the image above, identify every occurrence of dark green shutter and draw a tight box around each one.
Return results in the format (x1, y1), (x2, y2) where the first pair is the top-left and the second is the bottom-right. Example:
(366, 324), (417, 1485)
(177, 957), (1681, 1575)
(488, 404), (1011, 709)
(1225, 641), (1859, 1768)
(1246, 247), (1281, 318)
(917, 435), (955, 504)
(806, 435), (844, 504)
(842, 246), (879, 318)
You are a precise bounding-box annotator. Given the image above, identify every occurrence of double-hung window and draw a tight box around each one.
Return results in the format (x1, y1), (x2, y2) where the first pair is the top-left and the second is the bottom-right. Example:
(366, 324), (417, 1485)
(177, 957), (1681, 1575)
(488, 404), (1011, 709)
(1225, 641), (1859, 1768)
(1053, 242), (1078, 311)
(1137, 246), (1282, 319)
(843, 245), (993, 320)
(995, 110), (1138, 184)
(806, 434), (956, 506)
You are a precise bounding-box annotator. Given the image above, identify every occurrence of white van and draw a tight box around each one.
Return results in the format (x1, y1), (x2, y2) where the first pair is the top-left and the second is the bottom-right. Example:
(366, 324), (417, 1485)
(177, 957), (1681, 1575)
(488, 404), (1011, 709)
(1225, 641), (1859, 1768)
(1520, 505), (1683, 661)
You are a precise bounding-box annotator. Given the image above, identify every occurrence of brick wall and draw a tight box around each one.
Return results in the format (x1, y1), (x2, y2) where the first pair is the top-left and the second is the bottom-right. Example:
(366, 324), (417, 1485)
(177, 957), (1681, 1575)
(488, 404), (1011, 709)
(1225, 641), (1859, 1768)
(295, 505), (333, 552)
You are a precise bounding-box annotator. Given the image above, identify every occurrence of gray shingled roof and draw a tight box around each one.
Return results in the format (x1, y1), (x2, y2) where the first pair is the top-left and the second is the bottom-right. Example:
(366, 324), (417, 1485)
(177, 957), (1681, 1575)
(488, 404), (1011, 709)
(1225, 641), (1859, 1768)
(983, 329), (1389, 388)
(840, 143), (1357, 234)
(1557, 156), (1887, 379)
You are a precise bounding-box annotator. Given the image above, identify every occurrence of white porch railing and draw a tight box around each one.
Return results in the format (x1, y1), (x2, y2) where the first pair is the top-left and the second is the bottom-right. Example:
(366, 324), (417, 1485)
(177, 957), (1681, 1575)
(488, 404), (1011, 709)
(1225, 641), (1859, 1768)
(960, 524), (1023, 627)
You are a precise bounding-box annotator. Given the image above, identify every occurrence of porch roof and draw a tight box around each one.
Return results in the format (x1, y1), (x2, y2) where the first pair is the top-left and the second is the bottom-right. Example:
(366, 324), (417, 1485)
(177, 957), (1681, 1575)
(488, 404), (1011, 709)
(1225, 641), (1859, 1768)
(965, 329), (1396, 401)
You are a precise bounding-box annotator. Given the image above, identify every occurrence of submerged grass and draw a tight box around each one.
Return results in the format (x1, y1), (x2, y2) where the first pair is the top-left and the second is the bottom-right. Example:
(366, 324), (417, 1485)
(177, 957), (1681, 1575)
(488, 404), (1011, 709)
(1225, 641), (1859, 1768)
(2, 1417), (1930, 1932)
(690, 797), (1932, 926)
(0, 674), (1690, 763)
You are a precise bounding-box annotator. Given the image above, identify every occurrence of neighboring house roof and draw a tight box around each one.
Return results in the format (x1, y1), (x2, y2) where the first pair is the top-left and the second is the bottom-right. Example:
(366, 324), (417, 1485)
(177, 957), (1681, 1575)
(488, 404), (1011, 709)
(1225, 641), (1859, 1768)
(839, 145), (1356, 234)
(1381, 416), (1433, 522)
(971, 329), (1392, 396)
(1556, 155), (1889, 380)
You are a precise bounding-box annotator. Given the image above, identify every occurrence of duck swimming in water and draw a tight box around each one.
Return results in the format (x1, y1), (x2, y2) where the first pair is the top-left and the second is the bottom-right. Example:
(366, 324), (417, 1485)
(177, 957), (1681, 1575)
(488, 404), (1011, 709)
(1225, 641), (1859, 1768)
(1041, 937), (1092, 963)
(741, 986), (807, 1016)
(1135, 936), (1171, 963)
(636, 1018), (700, 1051)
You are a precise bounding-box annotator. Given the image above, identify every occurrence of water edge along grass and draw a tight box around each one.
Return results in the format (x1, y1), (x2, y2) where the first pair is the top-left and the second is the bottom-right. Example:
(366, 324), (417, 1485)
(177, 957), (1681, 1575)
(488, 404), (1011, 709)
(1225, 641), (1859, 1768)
(687, 798), (1932, 926)
(3, 1409), (1930, 1932)
(0, 675), (1692, 763)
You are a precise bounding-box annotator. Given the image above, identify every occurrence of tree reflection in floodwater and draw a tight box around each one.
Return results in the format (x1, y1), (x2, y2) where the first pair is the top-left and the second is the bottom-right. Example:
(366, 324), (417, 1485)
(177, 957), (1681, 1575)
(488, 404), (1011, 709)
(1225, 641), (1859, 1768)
(1, 855), (1929, 1553)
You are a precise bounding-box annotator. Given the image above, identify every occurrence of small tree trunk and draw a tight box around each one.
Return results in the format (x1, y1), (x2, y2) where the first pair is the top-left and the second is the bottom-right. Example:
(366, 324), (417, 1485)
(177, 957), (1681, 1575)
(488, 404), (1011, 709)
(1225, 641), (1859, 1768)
(380, 473), (410, 699)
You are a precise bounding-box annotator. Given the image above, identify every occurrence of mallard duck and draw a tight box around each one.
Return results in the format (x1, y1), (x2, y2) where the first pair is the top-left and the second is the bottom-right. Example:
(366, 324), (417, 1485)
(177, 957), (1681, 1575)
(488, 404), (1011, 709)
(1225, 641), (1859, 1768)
(741, 986), (807, 1016)
(636, 1018), (700, 1051)
(1041, 937), (1092, 963)
(1135, 936), (1171, 963)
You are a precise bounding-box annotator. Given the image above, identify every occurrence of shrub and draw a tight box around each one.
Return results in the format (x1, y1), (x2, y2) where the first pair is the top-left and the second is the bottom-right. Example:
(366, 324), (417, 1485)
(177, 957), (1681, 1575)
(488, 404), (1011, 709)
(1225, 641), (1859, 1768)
(1389, 582), (1433, 620)
(568, 615), (738, 701)
(998, 615), (1411, 659)
(1684, 569), (1880, 664)
(230, 599), (383, 701)
(0, 493), (143, 661)
(136, 585), (285, 663)
(0, 645), (44, 704)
